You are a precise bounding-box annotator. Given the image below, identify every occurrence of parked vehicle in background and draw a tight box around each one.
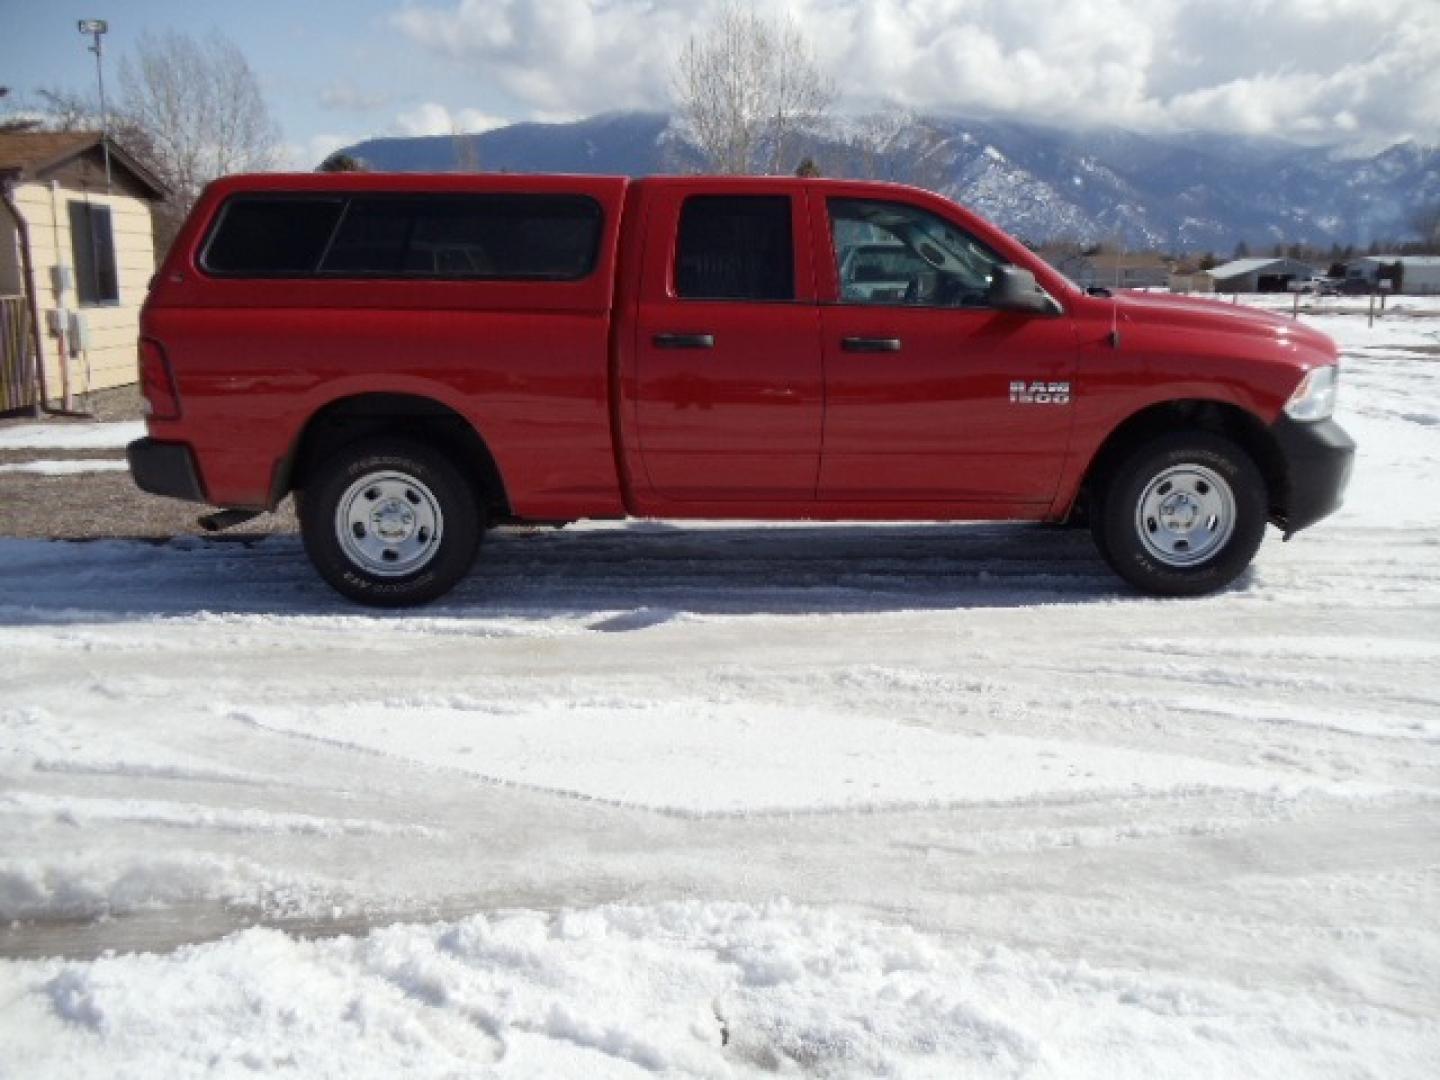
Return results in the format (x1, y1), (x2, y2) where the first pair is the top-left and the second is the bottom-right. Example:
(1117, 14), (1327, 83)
(838, 242), (931, 302)
(128, 173), (1355, 606)
(1288, 276), (1340, 296)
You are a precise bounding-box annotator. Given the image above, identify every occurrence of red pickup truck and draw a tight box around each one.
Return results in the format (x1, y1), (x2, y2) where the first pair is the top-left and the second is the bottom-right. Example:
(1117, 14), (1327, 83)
(128, 173), (1354, 605)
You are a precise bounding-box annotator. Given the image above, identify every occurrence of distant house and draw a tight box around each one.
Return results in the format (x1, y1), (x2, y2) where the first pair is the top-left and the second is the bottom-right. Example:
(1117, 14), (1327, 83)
(1205, 256), (1318, 293)
(1166, 273), (1215, 294)
(0, 131), (167, 413)
(1049, 250), (1174, 290)
(1342, 255), (1440, 295)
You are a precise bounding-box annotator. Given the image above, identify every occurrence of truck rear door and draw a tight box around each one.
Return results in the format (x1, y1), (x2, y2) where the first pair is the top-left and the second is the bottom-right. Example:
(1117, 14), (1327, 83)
(628, 184), (822, 501)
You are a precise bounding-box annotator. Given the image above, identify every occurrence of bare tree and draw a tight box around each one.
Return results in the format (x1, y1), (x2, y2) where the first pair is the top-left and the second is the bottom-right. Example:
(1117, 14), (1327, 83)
(120, 31), (280, 221)
(30, 86), (158, 162)
(673, 3), (832, 174)
(27, 35), (280, 253)
(451, 125), (482, 173)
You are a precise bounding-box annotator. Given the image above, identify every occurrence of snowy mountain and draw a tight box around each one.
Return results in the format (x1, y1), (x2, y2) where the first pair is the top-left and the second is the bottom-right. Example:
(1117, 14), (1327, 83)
(340, 111), (1440, 251)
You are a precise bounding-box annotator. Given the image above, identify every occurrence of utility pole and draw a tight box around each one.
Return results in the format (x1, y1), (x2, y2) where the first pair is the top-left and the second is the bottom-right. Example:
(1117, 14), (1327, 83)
(78, 19), (111, 190)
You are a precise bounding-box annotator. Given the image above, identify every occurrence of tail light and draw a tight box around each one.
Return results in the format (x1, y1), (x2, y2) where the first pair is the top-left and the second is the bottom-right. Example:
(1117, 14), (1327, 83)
(138, 338), (181, 420)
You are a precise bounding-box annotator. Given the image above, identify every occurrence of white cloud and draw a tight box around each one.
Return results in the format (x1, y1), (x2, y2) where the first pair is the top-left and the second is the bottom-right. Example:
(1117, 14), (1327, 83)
(392, 0), (1440, 150)
(392, 102), (509, 137)
(319, 81), (392, 112)
(279, 134), (356, 171)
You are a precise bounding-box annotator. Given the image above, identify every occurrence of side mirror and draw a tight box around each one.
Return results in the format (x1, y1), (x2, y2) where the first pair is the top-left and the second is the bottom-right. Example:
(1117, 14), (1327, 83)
(989, 265), (1062, 316)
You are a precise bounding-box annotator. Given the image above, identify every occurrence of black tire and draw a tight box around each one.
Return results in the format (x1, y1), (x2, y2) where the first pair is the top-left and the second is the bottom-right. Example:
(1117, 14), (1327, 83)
(1091, 432), (1266, 597)
(300, 439), (482, 607)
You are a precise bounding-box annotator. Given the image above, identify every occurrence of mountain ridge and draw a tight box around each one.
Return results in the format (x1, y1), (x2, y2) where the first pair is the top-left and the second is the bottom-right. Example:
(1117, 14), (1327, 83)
(339, 111), (1439, 251)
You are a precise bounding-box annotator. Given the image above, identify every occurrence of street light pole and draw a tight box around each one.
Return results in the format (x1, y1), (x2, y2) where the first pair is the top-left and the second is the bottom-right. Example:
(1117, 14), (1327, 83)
(78, 20), (111, 190)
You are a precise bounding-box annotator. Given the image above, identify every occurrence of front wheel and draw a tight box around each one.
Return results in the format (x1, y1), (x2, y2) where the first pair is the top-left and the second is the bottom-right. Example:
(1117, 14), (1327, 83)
(1092, 432), (1267, 596)
(300, 439), (482, 606)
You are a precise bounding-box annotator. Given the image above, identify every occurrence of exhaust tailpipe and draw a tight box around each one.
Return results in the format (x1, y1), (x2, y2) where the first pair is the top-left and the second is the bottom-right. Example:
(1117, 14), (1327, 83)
(198, 509), (260, 533)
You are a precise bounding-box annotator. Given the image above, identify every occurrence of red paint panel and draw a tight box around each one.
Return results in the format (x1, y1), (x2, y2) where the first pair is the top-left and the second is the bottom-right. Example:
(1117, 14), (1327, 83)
(817, 305), (1079, 501)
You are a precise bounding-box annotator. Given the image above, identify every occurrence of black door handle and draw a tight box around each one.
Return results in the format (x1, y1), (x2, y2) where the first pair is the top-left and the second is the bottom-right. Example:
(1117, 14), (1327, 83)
(841, 336), (902, 353)
(653, 332), (715, 349)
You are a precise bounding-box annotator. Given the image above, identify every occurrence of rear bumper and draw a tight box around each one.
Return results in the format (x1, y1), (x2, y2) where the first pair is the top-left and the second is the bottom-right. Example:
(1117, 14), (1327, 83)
(126, 438), (207, 503)
(1271, 417), (1355, 535)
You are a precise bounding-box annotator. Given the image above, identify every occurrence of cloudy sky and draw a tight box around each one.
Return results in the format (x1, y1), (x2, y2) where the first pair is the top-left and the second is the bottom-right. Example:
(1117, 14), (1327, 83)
(4, 0), (1437, 165)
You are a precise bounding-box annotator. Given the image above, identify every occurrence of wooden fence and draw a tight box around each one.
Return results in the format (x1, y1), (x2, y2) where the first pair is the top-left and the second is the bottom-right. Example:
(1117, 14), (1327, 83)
(1, 295), (35, 414)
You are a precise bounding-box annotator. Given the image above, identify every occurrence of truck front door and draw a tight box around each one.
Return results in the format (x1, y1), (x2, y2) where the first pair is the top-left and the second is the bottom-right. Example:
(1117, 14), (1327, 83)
(815, 195), (1078, 506)
(631, 188), (822, 501)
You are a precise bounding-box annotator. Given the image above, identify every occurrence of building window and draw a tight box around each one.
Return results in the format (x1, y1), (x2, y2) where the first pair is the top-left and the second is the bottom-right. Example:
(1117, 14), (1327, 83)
(69, 202), (120, 305)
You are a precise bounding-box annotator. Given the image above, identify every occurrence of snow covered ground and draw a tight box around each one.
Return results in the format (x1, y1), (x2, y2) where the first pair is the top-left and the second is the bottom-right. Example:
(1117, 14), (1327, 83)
(0, 420), (145, 452)
(1, 305), (1438, 1076)
(0, 460), (130, 476)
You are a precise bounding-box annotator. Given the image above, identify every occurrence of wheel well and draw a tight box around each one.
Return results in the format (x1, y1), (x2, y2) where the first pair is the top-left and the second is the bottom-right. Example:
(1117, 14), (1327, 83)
(1076, 400), (1286, 521)
(277, 394), (511, 519)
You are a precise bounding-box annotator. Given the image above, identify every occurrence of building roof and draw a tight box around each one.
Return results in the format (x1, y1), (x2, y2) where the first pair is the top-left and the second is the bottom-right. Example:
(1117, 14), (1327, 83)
(1353, 254), (1440, 266)
(1206, 256), (1317, 279)
(0, 130), (168, 200)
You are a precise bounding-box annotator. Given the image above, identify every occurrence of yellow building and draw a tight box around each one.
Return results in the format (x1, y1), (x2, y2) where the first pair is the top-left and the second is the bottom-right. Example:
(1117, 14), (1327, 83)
(1, 131), (168, 413)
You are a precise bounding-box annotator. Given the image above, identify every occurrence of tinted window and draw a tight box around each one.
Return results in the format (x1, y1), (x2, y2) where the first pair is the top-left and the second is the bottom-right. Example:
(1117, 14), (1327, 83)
(202, 194), (602, 280)
(321, 199), (410, 274)
(321, 195), (601, 279)
(203, 198), (344, 275)
(69, 202), (119, 305)
(675, 196), (793, 301)
(830, 198), (1004, 308)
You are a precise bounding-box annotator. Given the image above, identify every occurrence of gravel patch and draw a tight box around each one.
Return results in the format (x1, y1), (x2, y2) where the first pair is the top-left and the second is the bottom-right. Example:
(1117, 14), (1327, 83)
(0, 471), (298, 539)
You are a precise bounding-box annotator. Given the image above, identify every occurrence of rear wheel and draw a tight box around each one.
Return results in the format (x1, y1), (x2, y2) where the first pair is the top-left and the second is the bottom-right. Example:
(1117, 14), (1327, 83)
(300, 439), (482, 606)
(1092, 432), (1266, 596)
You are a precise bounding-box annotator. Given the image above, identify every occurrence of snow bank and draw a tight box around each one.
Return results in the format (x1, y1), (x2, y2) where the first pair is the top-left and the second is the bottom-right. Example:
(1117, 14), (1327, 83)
(3, 901), (1434, 1079)
(0, 422), (144, 451)
(0, 459), (128, 476)
(0, 852), (338, 923)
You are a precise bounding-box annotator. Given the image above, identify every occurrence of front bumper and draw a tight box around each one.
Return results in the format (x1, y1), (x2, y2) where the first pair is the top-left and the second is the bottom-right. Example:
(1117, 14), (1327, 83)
(1271, 417), (1355, 536)
(126, 438), (207, 503)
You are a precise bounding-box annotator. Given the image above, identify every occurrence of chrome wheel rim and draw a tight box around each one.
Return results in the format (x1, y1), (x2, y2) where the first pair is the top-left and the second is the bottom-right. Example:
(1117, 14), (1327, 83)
(334, 471), (444, 577)
(1135, 464), (1236, 567)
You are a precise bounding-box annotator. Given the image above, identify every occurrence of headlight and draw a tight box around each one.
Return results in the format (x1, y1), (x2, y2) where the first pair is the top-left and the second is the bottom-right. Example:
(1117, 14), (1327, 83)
(1284, 365), (1338, 421)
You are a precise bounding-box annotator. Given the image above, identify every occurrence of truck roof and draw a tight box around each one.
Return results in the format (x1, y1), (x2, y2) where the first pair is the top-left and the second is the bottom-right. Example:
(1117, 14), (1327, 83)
(202, 171), (940, 199)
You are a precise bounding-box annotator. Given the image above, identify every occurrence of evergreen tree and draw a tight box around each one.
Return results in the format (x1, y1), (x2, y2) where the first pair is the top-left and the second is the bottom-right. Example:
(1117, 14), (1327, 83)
(317, 152), (366, 173)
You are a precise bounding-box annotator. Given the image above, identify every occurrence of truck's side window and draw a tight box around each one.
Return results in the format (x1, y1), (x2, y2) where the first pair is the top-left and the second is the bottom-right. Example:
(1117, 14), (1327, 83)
(322, 196), (601, 279)
(202, 194), (601, 280)
(830, 198), (1004, 308)
(675, 196), (793, 301)
(202, 199), (345, 276)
